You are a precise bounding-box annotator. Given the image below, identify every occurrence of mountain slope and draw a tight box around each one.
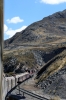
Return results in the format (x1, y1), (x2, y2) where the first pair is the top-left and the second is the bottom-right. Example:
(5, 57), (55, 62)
(4, 9), (66, 49)
(3, 9), (66, 99)
(35, 49), (66, 99)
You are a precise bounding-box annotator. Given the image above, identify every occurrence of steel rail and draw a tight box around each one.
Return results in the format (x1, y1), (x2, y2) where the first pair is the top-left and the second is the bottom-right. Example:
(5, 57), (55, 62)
(17, 88), (49, 100)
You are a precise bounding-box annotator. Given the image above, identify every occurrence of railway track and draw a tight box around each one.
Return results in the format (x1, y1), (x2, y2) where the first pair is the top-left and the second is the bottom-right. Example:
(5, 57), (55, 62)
(16, 88), (49, 100)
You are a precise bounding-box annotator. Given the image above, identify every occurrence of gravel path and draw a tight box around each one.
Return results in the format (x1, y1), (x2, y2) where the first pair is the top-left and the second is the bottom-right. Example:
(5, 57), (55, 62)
(20, 74), (64, 100)
(10, 72), (66, 100)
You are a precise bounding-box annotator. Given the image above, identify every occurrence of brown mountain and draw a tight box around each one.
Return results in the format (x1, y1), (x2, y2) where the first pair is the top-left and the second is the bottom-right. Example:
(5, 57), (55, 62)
(3, 10), (66, 99)
(4, 9), (66, 49)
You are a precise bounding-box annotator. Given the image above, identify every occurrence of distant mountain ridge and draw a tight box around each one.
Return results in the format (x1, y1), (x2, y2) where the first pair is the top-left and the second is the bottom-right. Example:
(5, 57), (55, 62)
(4, 9), (66, 48)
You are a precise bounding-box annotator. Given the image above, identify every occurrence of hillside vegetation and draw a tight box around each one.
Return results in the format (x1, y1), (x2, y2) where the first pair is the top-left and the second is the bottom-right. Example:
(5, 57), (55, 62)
(35, 49), (66, 83)
(4, 9), (66, 50)
(3, 9), (66, 98)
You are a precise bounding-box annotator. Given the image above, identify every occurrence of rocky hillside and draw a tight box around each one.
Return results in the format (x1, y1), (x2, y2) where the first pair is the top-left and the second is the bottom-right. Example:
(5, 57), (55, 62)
(4, 9), (66, 49)
(35, 47), (66, 99)
(3, 9), (66, 99)
(3, 46), (66, 73)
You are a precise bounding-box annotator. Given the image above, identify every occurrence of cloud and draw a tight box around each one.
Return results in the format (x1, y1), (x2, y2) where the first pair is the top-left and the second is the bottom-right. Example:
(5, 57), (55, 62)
(7, 17), (24, 24)
(40, 0), (66, 4)
(5, 26), (27, 38)
(4, 24), (8, 32)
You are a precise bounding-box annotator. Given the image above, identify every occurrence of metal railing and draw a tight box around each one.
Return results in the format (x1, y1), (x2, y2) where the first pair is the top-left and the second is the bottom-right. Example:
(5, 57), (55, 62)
(16, 88), (49, 100)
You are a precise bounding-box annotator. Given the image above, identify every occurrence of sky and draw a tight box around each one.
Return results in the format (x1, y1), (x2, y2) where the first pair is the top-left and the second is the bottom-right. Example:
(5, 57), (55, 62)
(4, 0), (66, 40)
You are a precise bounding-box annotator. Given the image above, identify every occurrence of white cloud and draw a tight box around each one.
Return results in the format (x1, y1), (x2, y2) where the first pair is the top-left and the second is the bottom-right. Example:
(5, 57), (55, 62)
(5, 26), (27, 38)
(4, 24), (8, 32)
(7, 17), (24, 24)
(40, 0), (66, 4)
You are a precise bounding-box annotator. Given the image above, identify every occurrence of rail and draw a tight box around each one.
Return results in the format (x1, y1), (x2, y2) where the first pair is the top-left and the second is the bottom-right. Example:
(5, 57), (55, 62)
(17, 88), (49, 100)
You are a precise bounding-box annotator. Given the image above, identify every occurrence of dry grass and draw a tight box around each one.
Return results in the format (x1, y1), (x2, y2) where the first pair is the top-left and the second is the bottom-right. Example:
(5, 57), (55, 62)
(3, 49), (37, 69)
(50, 96), (60, 100)
(3, 45), (66, 74)
(36, 50), (66, 83)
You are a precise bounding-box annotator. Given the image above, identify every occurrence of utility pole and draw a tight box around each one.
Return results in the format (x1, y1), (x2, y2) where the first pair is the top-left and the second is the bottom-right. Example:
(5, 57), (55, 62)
(0, 0), (3, 100)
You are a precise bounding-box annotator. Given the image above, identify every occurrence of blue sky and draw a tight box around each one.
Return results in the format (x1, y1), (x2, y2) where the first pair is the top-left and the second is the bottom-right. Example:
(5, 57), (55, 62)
(4, 0), (66, 40)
